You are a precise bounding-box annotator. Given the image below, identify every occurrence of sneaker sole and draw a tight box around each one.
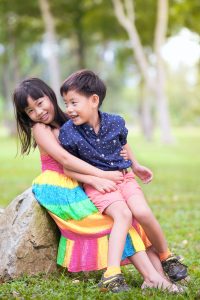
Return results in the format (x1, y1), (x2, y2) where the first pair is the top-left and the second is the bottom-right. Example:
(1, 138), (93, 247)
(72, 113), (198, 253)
(170, 270), (188, 282)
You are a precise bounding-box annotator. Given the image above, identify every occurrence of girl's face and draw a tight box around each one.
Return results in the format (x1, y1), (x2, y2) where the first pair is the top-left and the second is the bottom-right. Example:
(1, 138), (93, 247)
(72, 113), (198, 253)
(25, 95), (55, 125)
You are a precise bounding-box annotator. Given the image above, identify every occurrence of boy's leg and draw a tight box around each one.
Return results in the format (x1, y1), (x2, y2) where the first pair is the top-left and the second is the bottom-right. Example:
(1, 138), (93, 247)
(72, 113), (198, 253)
(104, 201), (132, 268)
(98, 201), (132, 293)
(127, 194), (169, 254)
(84, 183), (132, 270)
(127, 194), (188, 281)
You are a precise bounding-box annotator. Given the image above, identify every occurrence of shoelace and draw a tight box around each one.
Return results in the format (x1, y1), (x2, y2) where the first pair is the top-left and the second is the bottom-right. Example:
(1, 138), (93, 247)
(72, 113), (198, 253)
(166, 260), (187, 274)
(107, 277), (128, 289)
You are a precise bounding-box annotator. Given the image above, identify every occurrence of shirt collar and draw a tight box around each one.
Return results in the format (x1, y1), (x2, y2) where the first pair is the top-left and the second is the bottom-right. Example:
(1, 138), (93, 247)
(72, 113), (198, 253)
(81, 111), (104, 132)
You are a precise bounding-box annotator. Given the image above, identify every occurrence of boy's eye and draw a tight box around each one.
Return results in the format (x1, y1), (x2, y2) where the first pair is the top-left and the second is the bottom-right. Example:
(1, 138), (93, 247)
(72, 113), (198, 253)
(38, 101), (43, 106)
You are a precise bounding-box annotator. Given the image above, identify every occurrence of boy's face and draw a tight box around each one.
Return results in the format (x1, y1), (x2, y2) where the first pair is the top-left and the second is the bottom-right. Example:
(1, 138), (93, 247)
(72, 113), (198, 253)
(63, 90), (99, 126)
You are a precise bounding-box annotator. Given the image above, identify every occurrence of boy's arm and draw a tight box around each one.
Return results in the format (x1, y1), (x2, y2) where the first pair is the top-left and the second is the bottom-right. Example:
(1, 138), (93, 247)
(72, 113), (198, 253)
(63, 168), (117, 193)
(32, 123), (123, 182)
(123, 143), (153, 184)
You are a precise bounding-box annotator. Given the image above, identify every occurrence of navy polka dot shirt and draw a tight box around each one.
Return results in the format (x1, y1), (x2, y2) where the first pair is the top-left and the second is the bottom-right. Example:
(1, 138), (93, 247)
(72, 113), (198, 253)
(59, 111), (132, 171)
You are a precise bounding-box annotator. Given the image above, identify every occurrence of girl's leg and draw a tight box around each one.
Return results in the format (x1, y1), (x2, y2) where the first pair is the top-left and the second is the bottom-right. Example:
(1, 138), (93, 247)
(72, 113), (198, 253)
(146, 246), (166, 277)
(104, 201), (132, 267)
(128, 251), (181, 292)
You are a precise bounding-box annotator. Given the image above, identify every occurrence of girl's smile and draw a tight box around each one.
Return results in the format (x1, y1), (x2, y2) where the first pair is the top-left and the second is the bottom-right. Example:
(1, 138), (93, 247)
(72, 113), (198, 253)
(25, 96), (55, 125)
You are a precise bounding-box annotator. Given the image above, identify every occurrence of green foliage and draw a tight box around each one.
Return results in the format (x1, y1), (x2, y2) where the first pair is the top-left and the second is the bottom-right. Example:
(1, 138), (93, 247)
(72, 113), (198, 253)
(0, 0), (199, 128)
(0, 128), (200, 298)
(0, 0), (43, 49)
(169, 0), (200, 35)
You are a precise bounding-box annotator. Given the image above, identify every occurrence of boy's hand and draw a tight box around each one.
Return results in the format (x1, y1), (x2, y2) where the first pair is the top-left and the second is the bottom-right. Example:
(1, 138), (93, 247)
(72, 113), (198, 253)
(132, 164), (153, 184)
(120, 148), (129, 160)
(103, 171), (124, 183)
(90, 178), (117, 193)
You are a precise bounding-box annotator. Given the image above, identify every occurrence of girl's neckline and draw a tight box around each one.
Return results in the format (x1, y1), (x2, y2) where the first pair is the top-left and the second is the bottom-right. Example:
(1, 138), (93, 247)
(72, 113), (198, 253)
(40, 153), (50, 158)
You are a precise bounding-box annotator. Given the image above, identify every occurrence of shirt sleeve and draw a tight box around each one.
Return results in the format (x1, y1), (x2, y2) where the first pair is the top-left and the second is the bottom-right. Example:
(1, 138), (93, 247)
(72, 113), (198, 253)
(118, 116), (128, 146)
(58, 124), (78, 156)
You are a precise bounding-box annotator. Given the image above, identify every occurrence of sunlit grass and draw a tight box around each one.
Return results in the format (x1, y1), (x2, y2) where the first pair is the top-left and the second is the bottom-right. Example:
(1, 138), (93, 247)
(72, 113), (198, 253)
(0, 136), (40, 207)
(0, 127), (200, 299)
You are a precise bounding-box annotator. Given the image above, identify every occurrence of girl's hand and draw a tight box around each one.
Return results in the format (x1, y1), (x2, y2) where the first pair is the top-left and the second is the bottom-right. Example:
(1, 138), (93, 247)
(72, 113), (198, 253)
(120, 148), (129, 160)
(89, 178), (117, 193)
(103, 170), (124, 183)
(132, 164), (153, 184)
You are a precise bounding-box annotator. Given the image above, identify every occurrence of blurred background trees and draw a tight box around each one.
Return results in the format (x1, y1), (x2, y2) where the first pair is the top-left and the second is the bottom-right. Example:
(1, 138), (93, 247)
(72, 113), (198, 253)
(0, 0), (199, 141)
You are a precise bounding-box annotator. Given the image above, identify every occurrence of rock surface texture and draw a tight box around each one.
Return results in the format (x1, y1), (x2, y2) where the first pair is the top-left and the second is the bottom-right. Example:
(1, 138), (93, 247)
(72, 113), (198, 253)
(0, 188), (59, 282)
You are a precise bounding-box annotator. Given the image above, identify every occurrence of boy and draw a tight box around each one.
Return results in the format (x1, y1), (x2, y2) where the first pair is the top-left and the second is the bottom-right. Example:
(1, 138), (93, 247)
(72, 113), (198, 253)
(59, 70), (187, 292)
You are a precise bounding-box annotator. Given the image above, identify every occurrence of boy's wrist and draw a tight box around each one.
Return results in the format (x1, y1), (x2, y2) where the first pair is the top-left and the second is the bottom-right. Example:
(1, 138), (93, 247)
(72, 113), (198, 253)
(132, 161), (140, 171)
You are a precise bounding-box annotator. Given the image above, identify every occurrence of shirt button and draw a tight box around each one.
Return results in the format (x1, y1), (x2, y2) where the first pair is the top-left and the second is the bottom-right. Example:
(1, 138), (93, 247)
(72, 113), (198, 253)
(96, 138), (100, 142)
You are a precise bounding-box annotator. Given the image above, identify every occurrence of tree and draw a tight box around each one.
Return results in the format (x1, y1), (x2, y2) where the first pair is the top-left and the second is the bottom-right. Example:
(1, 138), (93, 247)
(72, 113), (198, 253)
(112, 0), (173, 142)
(38, 0), (61, 102)
(0, 0), (43, 132)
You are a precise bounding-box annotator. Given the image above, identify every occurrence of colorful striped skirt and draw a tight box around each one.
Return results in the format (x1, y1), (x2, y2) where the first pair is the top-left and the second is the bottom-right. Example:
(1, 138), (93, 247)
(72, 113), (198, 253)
(32, 170), (147, 272)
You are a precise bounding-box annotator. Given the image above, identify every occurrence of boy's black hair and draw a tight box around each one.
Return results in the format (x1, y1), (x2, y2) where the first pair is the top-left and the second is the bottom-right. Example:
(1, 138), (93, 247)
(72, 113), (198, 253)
(13, 77), (68, 155)
(60, 69), (106, 107)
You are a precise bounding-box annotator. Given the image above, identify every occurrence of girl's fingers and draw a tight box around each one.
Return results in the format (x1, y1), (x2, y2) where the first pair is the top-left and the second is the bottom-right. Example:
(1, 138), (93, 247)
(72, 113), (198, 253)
(99, 189), (106, 194)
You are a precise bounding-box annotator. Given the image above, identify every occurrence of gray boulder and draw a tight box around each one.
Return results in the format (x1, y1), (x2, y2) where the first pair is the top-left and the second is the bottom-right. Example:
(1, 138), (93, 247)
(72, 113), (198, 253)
(0, 188), (60, 282)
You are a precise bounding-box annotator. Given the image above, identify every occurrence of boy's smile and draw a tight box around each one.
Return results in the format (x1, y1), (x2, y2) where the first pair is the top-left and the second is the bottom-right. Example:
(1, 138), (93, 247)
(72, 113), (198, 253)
(63, 90), (100, 132)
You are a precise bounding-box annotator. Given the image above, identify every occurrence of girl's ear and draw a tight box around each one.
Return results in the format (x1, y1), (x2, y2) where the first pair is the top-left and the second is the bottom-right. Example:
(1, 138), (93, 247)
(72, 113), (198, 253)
(91, 94), (99, 108)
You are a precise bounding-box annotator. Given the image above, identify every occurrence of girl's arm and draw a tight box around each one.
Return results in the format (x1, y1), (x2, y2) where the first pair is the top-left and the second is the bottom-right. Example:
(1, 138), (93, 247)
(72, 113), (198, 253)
(123, 143), (153, 184)
(32, 123), (123, 181)
(63, 168), (117, 193)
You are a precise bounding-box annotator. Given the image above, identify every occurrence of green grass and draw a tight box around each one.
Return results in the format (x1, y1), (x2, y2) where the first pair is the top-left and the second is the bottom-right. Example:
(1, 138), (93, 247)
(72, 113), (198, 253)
(0, 128), (200, 299)
(0, 136), (40, 208)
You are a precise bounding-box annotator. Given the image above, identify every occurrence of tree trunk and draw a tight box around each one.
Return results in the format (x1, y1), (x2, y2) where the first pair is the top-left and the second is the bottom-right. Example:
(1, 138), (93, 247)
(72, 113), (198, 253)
(2, 30), (21, 135)
(112, 0), (155, 140)
(154, 0), (174, 143)
(139, 80), (153, 141)
(38, 0), (62, 104)
(74, 2), (86, 69)
(112, 0), (173, 143)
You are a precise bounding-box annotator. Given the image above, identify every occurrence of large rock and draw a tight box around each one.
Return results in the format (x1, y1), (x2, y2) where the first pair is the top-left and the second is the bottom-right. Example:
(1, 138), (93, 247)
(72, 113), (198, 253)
(0, 188), (60, 282)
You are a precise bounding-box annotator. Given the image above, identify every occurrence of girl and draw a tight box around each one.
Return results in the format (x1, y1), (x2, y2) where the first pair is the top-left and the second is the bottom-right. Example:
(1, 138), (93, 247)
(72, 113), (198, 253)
(13, 78), (182, 293)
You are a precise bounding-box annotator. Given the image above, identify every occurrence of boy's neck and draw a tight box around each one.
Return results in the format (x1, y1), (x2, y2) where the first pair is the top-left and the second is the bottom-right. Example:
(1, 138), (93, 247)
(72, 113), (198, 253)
(86, 111), (100, 134)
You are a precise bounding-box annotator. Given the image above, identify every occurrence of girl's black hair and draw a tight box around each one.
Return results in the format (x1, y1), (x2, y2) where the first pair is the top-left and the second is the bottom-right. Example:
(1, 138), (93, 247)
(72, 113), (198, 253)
(60, 69), (106, 107)
(13, 77), (68, 155)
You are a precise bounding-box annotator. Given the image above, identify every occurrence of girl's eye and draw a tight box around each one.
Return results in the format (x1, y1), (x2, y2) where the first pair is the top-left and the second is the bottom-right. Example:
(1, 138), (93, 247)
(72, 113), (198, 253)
(38, 101), (43, 106)
(72, 101), (77, 105)
(27, 110), (33, 114)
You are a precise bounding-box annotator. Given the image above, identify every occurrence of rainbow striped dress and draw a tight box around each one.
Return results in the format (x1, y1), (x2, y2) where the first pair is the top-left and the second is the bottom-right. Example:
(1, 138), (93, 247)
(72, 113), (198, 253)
(32, 154), (148, 272)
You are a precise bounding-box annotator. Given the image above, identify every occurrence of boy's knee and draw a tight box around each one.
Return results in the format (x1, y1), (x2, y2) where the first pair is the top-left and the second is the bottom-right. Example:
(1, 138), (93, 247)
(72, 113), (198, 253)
(134, 209), (153, 224)
(114, 207), (132, 225)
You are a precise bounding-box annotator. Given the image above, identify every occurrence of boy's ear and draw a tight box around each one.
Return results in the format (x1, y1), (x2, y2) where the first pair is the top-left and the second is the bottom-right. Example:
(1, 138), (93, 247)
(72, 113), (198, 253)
(91, 94), (99, 108)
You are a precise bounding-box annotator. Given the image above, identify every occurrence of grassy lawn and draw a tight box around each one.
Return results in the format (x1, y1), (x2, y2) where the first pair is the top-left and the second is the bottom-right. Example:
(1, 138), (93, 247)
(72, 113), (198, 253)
(0, 128), (200, 299)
